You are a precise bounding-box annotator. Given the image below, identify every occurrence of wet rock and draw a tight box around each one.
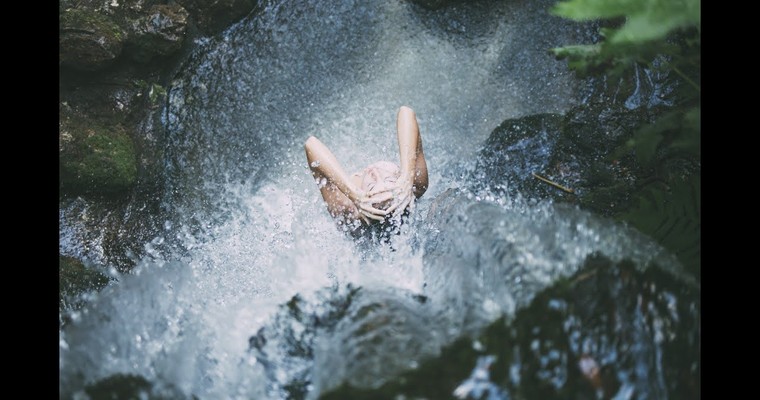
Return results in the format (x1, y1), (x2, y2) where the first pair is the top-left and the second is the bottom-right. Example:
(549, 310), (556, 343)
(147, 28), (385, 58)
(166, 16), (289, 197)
(476, 113), (567, 198)
(59, 61), (169, 269)
(60, 9), (126, 71)
(312, 288), (443, 394)
(176, 0), (257, 35)
(475, 102), (657, 217)
(407, 0), (464, 10)
(59, 105), (138, 195)
(248, 286), (443, 399)
(320, 254), (700, 399)
(248, 286), (360, 399)
(504, 255), (700, 399)
(59, 255), (109, 315)
(476, 101), (700, 278)
(83, 373), (194, 399)
(126, 4), (189, 63)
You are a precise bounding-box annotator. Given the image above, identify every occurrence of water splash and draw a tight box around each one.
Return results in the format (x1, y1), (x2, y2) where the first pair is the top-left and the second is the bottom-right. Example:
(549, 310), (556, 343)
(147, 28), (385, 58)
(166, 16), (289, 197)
(56, 1), (691, 399)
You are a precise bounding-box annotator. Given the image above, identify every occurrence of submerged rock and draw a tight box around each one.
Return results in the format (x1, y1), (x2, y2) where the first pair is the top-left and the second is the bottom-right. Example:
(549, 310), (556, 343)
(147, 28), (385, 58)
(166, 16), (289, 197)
(60, 9), (126, 71)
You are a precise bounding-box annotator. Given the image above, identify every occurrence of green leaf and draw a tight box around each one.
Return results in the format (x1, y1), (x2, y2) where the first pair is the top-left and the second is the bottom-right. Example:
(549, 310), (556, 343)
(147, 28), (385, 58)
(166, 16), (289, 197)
(630, 126), (664, 164)
(619, 174), (700, 275)
(609, 3), (700, 45)
(551, 0), (641, 20)
(670, 107), (700, 153)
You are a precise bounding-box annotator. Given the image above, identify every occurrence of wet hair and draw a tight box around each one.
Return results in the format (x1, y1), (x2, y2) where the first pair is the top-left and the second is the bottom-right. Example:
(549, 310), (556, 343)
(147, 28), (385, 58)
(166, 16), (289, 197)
(360, 161), (400, 210)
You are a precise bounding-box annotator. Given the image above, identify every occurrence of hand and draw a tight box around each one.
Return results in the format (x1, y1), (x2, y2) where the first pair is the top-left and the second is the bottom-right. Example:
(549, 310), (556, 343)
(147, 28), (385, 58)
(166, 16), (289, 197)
(383, 174), (415, 218)
(353, 190), (392, 223)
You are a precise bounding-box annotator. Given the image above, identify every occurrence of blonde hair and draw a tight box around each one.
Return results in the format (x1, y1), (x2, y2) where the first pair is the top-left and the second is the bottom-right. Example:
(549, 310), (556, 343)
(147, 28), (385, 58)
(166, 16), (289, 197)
(360, 161), (400, 210)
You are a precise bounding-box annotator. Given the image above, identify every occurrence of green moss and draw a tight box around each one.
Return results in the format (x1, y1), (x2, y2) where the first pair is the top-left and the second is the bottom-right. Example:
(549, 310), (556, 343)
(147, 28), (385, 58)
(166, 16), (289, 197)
(60, 9), (124, 41)
(60, 116), (138, 195)
(60, 8), (126, 70)
(148, 83), (167, 105)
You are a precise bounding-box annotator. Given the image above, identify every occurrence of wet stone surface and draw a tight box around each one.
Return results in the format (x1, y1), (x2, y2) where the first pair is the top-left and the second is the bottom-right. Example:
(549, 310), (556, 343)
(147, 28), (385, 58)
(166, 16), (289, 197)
(320, 254), (700, 399)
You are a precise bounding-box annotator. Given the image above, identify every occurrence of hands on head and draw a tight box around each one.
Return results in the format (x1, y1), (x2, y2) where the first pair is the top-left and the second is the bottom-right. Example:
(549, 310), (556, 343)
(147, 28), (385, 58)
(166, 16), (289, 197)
(352, 175), (415, 224)
(305, 106), (428, 227)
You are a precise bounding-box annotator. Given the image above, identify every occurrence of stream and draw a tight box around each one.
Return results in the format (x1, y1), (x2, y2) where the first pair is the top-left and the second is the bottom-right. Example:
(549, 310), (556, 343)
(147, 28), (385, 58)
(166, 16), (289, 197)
(59, 1), (699, 399)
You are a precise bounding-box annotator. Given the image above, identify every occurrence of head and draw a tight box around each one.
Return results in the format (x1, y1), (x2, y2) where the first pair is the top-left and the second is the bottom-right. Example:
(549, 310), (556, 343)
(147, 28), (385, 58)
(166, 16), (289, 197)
(360, 161), (400, 210)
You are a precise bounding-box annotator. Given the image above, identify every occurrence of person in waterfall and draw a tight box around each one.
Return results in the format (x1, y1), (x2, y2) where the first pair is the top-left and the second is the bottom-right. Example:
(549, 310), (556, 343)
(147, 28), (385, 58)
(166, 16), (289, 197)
(304, 106), (428, 230)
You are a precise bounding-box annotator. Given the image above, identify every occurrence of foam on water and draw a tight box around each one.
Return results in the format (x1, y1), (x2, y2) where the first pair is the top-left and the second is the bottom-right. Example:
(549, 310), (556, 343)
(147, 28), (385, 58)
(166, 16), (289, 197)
(59, 1), (673, 398)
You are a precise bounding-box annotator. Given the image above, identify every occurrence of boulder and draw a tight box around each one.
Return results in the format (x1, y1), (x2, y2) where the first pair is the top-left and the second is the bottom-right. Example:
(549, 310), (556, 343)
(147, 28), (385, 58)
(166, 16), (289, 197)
(59, 106), (138, 195)
(176, 0), (256, 35)
(475, 102), (657, 217)
(59, 255), (109, 314)
(475, 101), (700, 277)
(126, 4), (190, 63)
(320, 254), (700, 399)
(60, 9), (126, 71)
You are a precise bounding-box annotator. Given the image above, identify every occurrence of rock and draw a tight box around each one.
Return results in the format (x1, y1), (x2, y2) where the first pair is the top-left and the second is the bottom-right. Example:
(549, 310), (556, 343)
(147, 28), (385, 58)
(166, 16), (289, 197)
(83, 373), (193, 399)
(59, 255), (109, 313)
(475, 103), (657, 217)
(321, 254), (700, 400)
(176, 0), (256, 35)
(59, 106), (138, 195)
(475, 100), (700, 276)
(407, 0), (464, 10)
(126, 4), (190, 63)
(60, 9), (126, 71)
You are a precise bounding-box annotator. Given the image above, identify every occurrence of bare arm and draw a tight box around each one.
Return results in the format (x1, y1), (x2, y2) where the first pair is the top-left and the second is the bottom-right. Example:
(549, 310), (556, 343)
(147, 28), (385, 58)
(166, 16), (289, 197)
(396, 106), (428, 198)
(304, 136), (387, 222)
(385, 106), (428, 215)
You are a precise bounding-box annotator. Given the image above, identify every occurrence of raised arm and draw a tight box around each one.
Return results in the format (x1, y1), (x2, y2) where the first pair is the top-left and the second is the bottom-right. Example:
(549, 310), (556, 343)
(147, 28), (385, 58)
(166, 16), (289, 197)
(396, 106), (428, 198)
(384, 106), (428, 216)
(304, 136), (387, 223)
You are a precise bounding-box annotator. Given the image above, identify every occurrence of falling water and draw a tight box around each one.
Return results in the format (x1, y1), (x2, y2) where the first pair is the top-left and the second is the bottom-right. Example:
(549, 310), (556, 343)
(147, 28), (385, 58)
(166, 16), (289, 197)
(59, 1), (692, 399)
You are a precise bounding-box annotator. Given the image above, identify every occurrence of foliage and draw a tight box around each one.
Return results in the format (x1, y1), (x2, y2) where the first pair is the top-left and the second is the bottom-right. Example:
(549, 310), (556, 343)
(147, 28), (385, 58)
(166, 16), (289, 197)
(550, 0), (700, 76)
(550, 0), (700, 164)
(621, 173), (700, 275)
(549, 0), (700, 277)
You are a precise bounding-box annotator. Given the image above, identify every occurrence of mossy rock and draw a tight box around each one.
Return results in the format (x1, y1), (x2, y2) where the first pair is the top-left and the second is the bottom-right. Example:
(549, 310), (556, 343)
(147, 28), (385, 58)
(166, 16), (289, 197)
(60, 9), (126, 71)
(176, 0), (256, 35)
(60, 111), (138, 195)
(126, 4), (190, 63)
